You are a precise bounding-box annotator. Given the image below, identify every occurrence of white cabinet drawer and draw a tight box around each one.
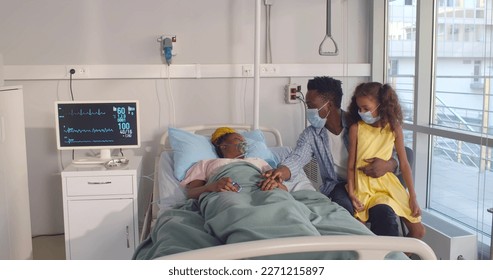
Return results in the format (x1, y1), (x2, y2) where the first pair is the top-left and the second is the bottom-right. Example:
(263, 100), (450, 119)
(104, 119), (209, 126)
(66, 175), (133, 196)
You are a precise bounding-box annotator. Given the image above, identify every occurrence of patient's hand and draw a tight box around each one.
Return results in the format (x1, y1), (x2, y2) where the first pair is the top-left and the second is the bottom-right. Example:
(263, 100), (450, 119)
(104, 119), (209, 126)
(260, 177), (287, 191)
(209, 177), (239, 192)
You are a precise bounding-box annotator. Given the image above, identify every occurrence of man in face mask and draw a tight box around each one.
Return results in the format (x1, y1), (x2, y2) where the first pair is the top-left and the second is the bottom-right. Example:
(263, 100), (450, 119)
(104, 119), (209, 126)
(261, 76), (402, 236)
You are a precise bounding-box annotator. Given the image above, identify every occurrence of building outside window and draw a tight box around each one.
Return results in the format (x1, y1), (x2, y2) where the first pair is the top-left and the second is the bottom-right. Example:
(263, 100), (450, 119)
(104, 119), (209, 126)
(386, 0), (492, 258)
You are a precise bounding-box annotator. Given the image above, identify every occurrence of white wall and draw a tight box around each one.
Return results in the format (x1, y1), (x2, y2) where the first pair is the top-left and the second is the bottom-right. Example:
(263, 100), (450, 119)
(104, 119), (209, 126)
(0, 0), (372, 236)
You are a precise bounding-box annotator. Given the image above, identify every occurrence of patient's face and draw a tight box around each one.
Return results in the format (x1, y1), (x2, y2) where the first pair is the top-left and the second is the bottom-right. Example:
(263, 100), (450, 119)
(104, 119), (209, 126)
(220, 133), (246, 159)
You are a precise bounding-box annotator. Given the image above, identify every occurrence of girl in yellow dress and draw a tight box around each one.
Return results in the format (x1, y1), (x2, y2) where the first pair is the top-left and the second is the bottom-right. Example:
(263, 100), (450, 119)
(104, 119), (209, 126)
(346, 82), (425, 239)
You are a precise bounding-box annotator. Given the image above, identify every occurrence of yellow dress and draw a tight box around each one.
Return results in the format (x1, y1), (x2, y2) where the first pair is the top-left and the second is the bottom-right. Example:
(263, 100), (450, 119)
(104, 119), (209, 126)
(354, 121), (420, 223)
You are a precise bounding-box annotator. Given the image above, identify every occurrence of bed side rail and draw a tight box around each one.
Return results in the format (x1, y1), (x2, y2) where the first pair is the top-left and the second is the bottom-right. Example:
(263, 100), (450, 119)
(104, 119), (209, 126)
(156, 235), (437, 260)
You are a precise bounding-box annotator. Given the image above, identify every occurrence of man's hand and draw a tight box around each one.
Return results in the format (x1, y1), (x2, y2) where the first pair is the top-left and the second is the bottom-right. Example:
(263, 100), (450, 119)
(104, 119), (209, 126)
(260, 166), (290, 189)
(358, 157), (396, 178)
(260, 177), (287, 191)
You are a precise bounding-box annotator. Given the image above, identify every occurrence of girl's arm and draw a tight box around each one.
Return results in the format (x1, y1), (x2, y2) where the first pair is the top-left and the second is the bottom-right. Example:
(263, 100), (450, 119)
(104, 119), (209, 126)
(347, 123), (364, 212)
(394, 124), (421, 217)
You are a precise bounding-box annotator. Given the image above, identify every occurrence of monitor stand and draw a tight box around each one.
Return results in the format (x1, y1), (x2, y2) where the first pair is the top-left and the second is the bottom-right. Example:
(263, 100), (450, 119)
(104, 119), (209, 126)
(72, 149), (113, 165)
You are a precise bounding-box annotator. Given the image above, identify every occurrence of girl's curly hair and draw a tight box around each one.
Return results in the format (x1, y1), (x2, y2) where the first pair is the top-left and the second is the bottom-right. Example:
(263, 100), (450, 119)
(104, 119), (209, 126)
(347, 82), (402, 132)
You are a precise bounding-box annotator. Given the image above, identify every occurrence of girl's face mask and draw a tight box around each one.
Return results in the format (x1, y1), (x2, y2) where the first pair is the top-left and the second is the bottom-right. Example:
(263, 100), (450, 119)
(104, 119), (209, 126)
(358, 105), (380, 124)
(307, 101), (330, 128)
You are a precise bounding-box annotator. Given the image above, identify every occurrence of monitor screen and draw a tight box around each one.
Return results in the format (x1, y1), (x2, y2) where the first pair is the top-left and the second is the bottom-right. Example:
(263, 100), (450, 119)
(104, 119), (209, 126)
(55, 100), (140, 162)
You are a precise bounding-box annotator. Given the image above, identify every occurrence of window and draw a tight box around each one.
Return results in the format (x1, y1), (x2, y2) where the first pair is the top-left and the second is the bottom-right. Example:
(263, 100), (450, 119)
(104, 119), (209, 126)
(384, 0), (492, 259)
(473, 60), (481, 83)
(387, 0), (417, 147)
(389, 59), (399, 76)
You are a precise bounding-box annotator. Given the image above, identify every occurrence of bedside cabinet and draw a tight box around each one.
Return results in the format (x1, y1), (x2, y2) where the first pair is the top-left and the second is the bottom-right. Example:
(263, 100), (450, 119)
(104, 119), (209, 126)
(61, 156), (142, 260)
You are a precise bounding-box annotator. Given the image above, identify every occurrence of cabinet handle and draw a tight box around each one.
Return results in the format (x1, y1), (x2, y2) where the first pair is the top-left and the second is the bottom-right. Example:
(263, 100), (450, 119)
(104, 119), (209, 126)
(87, 181), (112, 185)
(126, 226), (130, 248)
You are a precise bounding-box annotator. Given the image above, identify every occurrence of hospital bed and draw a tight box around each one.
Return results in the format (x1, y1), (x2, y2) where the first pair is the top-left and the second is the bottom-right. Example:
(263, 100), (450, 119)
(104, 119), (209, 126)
(136, 124), (436, 260)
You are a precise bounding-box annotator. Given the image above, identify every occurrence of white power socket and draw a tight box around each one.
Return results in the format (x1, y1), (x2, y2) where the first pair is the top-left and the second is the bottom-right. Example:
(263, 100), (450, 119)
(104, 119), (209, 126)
(242, 65), (253, 77)
(285, 84), (301, 104)
(260, 64), (280, 76)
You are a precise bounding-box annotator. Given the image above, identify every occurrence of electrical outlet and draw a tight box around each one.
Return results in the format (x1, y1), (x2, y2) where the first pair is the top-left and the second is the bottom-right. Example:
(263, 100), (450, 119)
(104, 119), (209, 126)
(285, 83), (301, 104)
(242, 65), (253, 77)
(66, 65), (89, 78)
(260, 64), (280, 76)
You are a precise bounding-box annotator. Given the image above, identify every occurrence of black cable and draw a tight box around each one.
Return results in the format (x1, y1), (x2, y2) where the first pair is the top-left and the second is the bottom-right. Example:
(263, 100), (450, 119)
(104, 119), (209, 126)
(298, 91), (305, 101)
(120, 148), (124, 157)
(297, 96), (308, 128)
(69, 69), (75, 101)
(69, 69), (75, 160)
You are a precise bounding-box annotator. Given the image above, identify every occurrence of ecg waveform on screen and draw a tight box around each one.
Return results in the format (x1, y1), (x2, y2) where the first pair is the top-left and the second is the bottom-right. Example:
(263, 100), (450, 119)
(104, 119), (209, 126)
(63, 127), (114, 134)
(67, 109), (107, 116)
(64, 139), (114, 144)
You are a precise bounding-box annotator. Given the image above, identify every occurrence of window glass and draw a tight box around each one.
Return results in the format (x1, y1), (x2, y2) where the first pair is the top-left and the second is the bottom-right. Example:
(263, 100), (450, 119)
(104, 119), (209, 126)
(430, 0), (492, 252)
(429, 136), (492, 236)
(387, 0), (417, 147)
(386, 0), (492, 257)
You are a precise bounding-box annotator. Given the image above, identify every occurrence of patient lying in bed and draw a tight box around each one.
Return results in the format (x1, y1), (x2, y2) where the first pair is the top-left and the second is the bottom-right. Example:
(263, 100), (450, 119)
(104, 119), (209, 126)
(182, 127), (287, 199)
(133, 127), (408, 259)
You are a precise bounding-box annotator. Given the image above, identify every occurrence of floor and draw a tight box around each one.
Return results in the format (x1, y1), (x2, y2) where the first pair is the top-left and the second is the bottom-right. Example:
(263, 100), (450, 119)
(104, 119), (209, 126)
(32, 235), (65, 260)
(430, 157), (493, 236)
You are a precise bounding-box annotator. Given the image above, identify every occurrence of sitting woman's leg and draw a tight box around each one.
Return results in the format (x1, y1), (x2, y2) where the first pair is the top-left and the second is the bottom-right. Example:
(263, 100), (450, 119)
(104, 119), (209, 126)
(368, 204), (399, 236)
(403, 219), (426, 239)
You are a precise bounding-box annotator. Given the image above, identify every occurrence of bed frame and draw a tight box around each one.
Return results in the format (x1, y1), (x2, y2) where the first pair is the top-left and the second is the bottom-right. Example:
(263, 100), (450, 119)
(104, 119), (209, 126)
(140, 124), (437, 260)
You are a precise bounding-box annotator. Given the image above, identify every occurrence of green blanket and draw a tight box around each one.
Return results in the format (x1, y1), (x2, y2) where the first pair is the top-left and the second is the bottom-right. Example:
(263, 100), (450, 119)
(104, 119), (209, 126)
(134, 162), (407, 260)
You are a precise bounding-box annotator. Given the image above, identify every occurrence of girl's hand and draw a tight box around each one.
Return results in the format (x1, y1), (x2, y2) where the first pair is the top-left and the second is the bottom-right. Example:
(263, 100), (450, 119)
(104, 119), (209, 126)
(409, 196), (421, 217)
(349, 194), (364, 212)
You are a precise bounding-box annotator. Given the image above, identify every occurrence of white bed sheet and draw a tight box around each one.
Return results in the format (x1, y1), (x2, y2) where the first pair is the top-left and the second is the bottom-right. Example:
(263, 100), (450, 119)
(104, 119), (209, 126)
(155, 146), (316, 216)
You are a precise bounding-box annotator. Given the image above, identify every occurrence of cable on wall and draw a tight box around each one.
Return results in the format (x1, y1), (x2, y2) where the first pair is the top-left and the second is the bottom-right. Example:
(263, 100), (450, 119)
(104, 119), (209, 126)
(154, 79), (162, 130)
(68, 68), (76, 161)
(55, 79), (66, 172)
(69, 68), (75, 101)
(297, 90), (308, 128)
(265, 0), (273, 63)
(166, 65), (176, 126)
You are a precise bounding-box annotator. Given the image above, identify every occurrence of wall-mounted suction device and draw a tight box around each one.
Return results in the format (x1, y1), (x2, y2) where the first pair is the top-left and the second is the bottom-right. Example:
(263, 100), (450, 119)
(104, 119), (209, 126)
(319, 0), (338, 56)
(157, 35), (176, 65)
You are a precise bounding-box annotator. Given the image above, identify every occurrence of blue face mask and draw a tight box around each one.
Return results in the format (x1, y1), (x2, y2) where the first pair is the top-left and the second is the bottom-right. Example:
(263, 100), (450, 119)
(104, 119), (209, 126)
(358, 105), (380, 124)
(307, 101), (330, 128)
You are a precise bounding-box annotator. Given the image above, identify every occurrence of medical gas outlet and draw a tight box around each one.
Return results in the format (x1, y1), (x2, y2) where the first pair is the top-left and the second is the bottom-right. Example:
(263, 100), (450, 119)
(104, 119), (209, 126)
(285, 84), (301, 104)
(158, 35), (177, 65)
